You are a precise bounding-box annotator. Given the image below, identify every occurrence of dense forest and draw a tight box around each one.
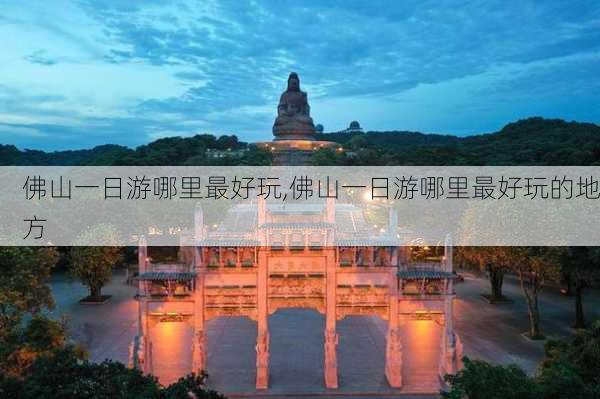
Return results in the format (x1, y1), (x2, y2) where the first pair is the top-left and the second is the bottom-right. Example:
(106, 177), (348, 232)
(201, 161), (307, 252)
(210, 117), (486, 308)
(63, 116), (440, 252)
(314, 117), (600, 166)
(1, 117), (599, 166)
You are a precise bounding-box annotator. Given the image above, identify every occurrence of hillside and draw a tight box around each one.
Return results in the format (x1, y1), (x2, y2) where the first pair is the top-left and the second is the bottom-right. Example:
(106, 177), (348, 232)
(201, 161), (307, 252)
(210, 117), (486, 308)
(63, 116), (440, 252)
(1, 117), (599, 166)
(316, 117), (600, 165)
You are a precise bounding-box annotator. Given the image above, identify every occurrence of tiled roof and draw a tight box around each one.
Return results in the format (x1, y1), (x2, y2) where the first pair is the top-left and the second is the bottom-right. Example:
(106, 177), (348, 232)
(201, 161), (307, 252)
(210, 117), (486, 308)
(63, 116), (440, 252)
(199, 239), (260, 246)
(397, 270), (457, 279)
(260, 222), (334, 229)
(136, 272), (197, 281)
(336, 238), (399, 246)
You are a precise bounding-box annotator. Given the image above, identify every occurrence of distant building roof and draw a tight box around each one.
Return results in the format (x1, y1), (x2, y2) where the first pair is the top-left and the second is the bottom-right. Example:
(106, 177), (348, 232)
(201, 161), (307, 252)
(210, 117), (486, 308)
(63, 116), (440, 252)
(345, 120), (363, 133)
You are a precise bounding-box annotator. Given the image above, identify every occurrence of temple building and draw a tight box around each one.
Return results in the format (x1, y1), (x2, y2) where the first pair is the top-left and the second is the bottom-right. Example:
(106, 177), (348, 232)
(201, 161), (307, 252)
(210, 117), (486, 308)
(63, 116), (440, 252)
(129, 73), (463, 392)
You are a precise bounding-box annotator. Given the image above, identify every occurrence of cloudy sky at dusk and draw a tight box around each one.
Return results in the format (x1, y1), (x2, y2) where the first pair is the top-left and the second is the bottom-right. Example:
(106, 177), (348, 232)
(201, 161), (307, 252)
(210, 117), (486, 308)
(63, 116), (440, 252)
(1, 0), (600, 150)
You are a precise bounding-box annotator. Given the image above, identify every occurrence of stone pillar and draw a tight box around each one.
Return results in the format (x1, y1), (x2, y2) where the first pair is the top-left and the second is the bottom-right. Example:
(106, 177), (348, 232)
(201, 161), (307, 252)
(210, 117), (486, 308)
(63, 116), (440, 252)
(192, 206), (207, 374)
(326, 194), (336, 246)
(192, 298), (206, 374)
(256, 251), (269, 389)
(324, 249), (338, 388)
(439, 234), (462, 378)
(257, 196), (267, 246)
(444, 234), (453, 272)
(139, 235), (148, 275)
(390, 247), (398, 267)
(388, 207), (398, 237)
(385, 270), (402, 387)
(398, 246), (410, 267)
(134, 236), (152, 374)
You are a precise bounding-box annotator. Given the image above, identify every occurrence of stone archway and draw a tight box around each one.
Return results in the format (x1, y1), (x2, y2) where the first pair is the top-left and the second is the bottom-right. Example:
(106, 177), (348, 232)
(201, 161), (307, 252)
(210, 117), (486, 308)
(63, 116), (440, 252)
(268, 308), (326, 390)
(401, 317), (443, 391)
(148, 315), (193, 385)
(337, 315), (389, 391)
(205, 316), (258, 393)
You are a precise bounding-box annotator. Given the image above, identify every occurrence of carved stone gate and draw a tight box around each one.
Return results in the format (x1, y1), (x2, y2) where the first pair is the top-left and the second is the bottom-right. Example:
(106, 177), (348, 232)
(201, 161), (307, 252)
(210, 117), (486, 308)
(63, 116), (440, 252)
(130, 199), (462, 390)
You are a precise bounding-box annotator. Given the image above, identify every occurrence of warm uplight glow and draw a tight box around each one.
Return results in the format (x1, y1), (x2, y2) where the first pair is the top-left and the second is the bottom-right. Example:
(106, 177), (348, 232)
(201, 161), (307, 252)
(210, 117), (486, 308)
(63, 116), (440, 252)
(414, 310), (433, 320)
(151, 319), (193, 385)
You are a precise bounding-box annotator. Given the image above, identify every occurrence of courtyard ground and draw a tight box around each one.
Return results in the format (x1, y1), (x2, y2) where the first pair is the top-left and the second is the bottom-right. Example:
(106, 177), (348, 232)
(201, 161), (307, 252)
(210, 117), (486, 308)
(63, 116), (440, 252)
(48, 269), (600, 398)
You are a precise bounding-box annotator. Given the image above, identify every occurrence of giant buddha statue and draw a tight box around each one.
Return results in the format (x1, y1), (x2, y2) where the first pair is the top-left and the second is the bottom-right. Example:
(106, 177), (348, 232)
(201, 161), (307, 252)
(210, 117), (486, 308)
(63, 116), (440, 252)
(272, 72), (316, 141)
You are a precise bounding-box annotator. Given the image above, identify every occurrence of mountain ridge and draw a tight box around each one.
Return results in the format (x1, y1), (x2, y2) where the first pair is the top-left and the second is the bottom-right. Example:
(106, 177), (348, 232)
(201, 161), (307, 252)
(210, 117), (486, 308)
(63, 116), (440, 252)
(1, 117), (599, 166)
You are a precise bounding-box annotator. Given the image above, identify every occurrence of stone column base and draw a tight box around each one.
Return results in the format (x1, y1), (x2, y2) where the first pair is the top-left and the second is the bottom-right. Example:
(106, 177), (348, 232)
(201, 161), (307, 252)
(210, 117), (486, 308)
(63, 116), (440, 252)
(385, 328), (402, 388)
(439, 333), (463, 379)
(256, 332), (270, 389)
(324, 329), (339, 388)
(192, 330), (207, 374)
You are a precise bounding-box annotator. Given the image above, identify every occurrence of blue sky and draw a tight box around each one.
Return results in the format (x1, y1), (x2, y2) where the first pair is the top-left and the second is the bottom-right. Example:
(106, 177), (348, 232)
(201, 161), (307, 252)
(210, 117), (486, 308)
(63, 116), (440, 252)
(1, 0), (599, 150)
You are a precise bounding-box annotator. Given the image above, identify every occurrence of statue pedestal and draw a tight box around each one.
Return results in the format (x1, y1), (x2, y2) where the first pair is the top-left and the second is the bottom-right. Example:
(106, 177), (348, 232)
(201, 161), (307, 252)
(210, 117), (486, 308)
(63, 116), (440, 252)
(258, 139), (338, 166)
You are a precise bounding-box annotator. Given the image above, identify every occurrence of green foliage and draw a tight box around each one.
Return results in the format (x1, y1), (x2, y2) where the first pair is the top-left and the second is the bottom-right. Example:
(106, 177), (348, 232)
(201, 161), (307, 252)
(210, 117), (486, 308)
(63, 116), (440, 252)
(445, 325), (600, 399)
(0, 133), (252, 166)
(69, 225), (123, 300)
(557, 247), (600, 328)
(0, 345), (227, 399)
(0, 247), (59, 335)
(454, 247), (560, 337)
(442, 357), (540, 399)
(456, 247), (513, 301)
(8, 346), (160, 399)
(3, 117), (599, 166)
(69, 246), (122, 299)
(0, 315), (85, 379)
(536, 358), (589, 399)
(161, 373), (226, 399)
(310, 148), (346, 165)
(540, 321), (600, 392)
(318, 117), (600, 166)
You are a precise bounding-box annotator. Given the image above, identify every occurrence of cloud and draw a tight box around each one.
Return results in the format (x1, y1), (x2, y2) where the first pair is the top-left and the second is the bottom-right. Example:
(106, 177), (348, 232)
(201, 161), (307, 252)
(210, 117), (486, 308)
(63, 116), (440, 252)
(0, 0), (599, 150)
(24, 50), (57, 66)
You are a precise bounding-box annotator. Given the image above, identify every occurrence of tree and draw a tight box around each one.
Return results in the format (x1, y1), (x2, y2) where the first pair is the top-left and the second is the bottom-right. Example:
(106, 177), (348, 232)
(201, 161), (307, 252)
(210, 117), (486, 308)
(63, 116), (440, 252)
(162, 373), (226, 399)
(508, 247), (560, 339)
(69, 225), (123, 301)
(1, 345), (226, 399)
(69, 246), (122, 301)
(0, 315), (84, 379)
(0, 247), (59, 337)
(442, 357), (540, 399)
(456, 247), (511, 302)
(539, 320), (600, 390)
(10, 346), (160, 399)
(443, 323), (600, 399)
(558, 247), (600, 329)
(310, 148), (346, 165)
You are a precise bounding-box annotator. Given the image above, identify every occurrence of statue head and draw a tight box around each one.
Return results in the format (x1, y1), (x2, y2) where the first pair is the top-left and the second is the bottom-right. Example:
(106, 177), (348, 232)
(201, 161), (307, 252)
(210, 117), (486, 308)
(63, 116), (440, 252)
(287, 72), (300, 92)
